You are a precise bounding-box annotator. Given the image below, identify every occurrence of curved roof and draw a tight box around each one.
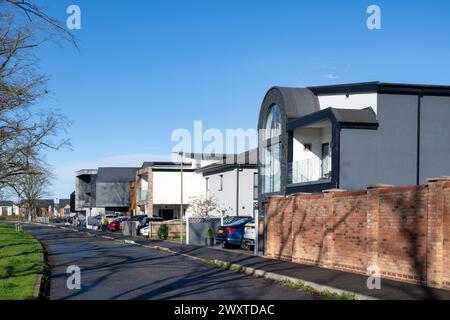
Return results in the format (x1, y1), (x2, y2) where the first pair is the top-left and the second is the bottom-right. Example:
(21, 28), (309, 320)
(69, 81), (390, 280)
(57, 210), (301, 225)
(258, 87), (320, 129)
(272, 87), (320, 119)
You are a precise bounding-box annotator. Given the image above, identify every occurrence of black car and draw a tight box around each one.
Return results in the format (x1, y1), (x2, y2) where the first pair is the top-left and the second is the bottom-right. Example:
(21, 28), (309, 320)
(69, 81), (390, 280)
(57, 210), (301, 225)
(215, 218), (254, 249)
(137, 216), (164, 234)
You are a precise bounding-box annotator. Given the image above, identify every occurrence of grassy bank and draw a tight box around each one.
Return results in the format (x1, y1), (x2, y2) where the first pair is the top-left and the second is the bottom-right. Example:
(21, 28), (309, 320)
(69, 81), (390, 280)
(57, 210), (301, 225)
(0, 224), (43, 300)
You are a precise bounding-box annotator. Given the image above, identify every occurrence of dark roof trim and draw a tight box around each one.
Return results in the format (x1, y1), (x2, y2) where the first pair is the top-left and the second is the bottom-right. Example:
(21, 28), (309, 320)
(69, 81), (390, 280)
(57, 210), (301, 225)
(0, 201), (15, 206)
(200, 164), (257, 177)
(308, 81), (450, 96)
(152, 168), (197, 172)
(287, 107), (378, 131)
(184, 153), (232, 161)
(141, 161), (191, 169)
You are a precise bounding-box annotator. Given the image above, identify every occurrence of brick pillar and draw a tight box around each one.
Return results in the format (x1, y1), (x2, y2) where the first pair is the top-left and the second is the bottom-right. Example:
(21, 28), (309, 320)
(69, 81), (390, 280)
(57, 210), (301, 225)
(322, 189), (345, 268)
(426, 177), (448, 288)
(366, 188), (380, 271)
(147, 168), (154, 217)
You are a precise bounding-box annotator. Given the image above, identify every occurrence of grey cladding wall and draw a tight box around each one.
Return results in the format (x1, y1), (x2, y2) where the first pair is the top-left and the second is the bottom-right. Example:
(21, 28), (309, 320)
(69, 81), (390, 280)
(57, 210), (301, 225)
(95, 182), (131, 207)
(339, 94), (418, 189)
(420, 96), (450, 182)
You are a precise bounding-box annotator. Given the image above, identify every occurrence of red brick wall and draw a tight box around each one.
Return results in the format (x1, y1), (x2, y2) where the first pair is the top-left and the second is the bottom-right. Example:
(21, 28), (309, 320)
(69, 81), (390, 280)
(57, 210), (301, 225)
(443, 185), (450, 288)
(377, 187), (428, 284)
(265, 181), (450, 289)
(292, 195), (328, 266)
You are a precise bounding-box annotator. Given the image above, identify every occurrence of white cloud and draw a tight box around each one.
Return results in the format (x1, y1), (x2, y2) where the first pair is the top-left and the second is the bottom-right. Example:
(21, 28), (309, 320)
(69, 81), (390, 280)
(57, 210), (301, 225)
(324, 73), (340, 79)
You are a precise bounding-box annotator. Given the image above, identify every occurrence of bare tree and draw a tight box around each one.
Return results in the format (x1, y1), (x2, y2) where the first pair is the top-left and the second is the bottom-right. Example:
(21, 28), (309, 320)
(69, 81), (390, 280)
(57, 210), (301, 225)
(0, 3), (73, 193)
(14, 162), (54, 220)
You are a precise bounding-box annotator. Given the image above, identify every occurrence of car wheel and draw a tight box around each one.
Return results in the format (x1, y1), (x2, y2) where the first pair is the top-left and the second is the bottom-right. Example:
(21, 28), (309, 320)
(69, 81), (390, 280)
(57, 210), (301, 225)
(241, 240), (249, 251)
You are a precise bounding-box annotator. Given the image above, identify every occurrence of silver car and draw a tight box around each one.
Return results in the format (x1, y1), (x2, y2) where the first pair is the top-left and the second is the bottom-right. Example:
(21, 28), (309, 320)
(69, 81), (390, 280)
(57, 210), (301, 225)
(241, 221), (255, 250)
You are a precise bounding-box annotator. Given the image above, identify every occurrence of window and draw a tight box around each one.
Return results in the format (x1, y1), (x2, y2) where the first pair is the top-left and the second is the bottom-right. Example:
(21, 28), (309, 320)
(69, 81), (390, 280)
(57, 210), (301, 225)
(218, 175), (223, 191)
(264, 105), (282, 140)
(262, 105), (283, 194)
(253, 173), (258, 200)
(321, 143), (332, 179)
(205, 178), (210, 194)
(304, 143), (312, 152)
(263, 144), (281, 193)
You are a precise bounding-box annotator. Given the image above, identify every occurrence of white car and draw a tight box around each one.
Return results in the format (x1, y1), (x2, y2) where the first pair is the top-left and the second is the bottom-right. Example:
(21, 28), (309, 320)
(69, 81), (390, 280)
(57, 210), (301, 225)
(140, 226), (150, 237)
(241, 221), (255, 250)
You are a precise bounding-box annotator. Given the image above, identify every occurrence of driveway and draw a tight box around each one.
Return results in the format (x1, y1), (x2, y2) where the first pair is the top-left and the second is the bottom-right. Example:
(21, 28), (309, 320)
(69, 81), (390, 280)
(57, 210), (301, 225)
(25, 224), (321, 300)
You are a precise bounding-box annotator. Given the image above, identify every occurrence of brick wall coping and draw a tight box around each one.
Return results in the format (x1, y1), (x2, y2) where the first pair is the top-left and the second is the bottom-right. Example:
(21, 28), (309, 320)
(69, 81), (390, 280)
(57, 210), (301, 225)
(322, 188), (347, 193)
(428, 176), (450, 182)
(367, 183), (394, 189)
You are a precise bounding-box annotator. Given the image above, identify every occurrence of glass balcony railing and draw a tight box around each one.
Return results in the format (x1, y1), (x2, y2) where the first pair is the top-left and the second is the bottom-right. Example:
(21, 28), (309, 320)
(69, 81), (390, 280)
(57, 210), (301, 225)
(288, 159), (332, 184)
(138, 190), (148, 202)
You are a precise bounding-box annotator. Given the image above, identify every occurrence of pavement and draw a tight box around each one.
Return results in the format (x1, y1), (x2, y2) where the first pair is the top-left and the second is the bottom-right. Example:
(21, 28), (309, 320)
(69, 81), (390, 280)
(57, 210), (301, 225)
(60, 224), (450, 300)
(22, 224), (322, 300)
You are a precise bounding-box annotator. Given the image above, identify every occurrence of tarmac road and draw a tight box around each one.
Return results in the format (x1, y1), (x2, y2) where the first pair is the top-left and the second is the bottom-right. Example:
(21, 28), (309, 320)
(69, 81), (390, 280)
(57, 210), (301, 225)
(25, 224), (322, 300)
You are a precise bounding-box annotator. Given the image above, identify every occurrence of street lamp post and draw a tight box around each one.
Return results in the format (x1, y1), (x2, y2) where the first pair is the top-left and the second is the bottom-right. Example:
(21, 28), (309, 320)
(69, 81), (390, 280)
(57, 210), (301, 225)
(173, 150), (184, 245)
(180, 151), (184, 245)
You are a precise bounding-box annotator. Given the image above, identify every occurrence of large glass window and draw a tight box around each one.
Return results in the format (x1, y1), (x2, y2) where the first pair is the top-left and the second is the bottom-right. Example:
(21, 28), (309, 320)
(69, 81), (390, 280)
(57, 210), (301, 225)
(264, 105), (282, 140)
(253, 173), (258, 200)
(263, 144), (281, 193)
(262, 105), (283, 194)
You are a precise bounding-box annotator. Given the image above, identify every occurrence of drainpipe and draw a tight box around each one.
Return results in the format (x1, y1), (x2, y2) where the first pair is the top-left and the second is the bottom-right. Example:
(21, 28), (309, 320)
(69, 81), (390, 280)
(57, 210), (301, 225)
(416, 94), (423, 185)
(236, 166), (240, 217)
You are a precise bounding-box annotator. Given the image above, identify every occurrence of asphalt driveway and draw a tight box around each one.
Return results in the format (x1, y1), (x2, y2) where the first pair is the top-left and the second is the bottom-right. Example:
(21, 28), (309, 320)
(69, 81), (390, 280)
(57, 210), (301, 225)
(24, 224), (321, 300)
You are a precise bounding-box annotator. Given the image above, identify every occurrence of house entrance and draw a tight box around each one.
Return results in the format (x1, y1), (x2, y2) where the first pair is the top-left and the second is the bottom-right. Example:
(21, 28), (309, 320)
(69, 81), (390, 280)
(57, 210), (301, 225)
(160, 209), (174, 220)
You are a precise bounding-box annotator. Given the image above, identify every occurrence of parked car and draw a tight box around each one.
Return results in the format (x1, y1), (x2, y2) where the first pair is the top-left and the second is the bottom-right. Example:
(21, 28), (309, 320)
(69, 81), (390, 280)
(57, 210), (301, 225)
(137, 216), (164, 235)
(108, 216), (130, 232)
(215, 218), (254, 249)
(126, 215), (147, 233)
(241, 221), (255, 250)
(140, 226), (150, 237)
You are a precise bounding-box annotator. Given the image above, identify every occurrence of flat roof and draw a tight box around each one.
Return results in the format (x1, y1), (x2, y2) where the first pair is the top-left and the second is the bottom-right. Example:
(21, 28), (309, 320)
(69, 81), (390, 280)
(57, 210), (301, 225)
(308, 81), (450, 96)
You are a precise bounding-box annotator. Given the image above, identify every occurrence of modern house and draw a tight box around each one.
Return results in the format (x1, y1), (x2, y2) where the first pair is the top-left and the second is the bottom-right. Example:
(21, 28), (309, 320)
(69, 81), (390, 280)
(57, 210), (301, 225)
(75, 167), (138, 221)
(0, 201), (19, 216)
(195, 149), (258, 218)
(257, 82), (450, 212)
(135, 161), (207, 220)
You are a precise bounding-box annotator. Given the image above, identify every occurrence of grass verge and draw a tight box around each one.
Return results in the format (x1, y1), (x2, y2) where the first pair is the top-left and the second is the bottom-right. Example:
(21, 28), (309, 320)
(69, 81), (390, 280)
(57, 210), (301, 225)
(0, 224), (43, 300)
(200, 258), (356, 300)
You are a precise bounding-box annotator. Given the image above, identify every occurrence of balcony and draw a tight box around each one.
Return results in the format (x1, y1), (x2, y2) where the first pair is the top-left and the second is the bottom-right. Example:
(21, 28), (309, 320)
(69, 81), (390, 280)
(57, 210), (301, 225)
(77, 200), (92, 208)
(288, 158), (331, 185)
(137, 190), (148, 203)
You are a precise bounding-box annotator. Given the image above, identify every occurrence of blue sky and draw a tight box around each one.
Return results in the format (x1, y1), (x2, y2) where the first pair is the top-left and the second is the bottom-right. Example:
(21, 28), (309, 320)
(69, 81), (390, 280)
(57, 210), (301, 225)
(32, 0), (450, 198)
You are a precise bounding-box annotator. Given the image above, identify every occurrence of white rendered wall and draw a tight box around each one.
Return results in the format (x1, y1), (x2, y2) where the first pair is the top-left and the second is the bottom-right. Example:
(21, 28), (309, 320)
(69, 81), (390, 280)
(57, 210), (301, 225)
(318, 93), (378, 113)
(205, 168), (257, 217)
(152, 171), (205, 205)
(237, 169), (258, 217)
(206, 170), (237, 215)
(292, 125), (332, 182)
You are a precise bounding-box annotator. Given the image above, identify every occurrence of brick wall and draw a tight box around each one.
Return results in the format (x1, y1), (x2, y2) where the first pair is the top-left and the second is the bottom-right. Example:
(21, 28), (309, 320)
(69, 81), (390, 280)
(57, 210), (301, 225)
(444, 186), (450, 288)
(266, 180), (450, 289)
